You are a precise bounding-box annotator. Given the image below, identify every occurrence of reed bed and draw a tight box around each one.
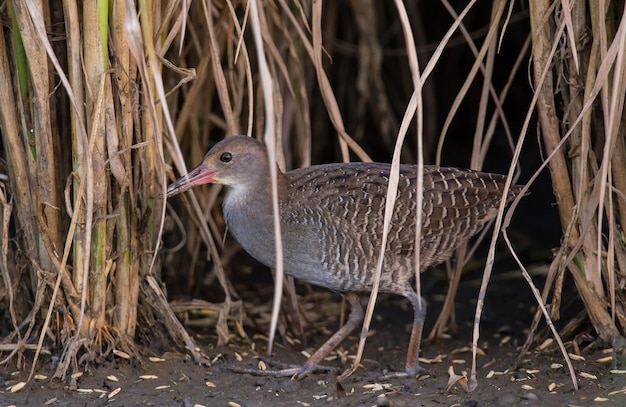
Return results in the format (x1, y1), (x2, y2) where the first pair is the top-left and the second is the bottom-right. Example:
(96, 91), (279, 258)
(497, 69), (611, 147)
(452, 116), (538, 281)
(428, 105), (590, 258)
(0, 0), (623, 391)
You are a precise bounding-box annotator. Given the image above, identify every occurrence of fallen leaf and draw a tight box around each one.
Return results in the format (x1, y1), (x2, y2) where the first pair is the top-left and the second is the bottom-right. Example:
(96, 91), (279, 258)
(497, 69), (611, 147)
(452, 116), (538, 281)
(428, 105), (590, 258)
(445, 366), (469, 393)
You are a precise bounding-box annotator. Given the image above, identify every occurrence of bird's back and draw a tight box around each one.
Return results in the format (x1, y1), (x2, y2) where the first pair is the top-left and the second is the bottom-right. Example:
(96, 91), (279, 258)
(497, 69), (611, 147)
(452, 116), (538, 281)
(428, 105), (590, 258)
(280, 163), (522, 295)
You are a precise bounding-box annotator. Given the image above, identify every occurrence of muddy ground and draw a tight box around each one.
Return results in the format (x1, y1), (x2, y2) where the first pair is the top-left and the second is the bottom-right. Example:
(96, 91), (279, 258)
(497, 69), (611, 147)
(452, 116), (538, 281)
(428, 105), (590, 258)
(2, 262), (626, 407)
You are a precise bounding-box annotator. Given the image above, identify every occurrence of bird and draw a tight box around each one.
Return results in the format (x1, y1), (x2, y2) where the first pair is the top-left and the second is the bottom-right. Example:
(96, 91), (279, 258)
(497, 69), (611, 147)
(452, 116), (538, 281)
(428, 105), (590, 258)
(166, 135), (524, 379)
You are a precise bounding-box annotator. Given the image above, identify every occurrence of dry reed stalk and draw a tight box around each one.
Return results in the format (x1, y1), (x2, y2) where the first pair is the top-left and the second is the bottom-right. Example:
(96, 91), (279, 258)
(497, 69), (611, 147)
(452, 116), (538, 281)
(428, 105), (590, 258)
(0, 0), (623, 392)
(111, 0), (139, 338)
(0, 1), (215, 378)
(529, 0), (625, 346)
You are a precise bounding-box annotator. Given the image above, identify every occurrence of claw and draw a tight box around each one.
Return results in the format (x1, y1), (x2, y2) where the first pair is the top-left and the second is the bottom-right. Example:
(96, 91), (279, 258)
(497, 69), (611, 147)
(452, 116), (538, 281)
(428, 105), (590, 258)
(227, 361), (335, 379)
(380, 364), (428, 380)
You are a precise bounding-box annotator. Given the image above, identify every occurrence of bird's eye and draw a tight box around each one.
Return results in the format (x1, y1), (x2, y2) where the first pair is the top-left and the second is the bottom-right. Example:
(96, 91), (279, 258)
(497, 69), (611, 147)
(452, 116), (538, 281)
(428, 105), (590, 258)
(220, 152), (232, 163)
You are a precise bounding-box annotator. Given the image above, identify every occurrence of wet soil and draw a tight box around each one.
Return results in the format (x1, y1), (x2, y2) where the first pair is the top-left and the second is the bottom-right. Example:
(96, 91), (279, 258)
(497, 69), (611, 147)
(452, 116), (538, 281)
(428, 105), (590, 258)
(2, 264), (626, 407)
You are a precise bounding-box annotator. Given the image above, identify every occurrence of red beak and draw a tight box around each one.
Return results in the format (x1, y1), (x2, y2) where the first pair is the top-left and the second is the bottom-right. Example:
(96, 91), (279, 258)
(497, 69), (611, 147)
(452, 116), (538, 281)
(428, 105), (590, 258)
(166, 164), (217, 198)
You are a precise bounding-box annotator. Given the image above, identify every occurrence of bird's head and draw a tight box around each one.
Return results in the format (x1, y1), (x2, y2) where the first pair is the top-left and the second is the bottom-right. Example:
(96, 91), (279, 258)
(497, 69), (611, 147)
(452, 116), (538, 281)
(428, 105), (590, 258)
(166, 135), (270, 198)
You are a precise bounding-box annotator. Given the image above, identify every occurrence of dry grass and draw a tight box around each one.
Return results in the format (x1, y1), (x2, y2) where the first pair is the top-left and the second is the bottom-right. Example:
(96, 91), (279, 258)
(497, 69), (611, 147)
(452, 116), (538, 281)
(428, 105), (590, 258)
(0, 0), (624, 391)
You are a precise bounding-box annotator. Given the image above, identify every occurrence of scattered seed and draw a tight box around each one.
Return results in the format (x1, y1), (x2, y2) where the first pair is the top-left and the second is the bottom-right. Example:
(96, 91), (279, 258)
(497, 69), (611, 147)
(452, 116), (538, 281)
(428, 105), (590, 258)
(155, 385), (170, 390)
(579, 372), (597, 380)
(235, 320), (247, 338)
(601, 348), (613, 354)
(486, 370), (495, 379)
(10, 371), (20, 376)
(76, 388), (94, 393)
(139, 375), (158, 380)
(71, 372), (83, 379)
(258, 360), (267, 370)
(312, 394), (327, 400)
(514, 371), (534, 381)
(526, 369), (540, 374)
(594, 397), (609, 402)
(296, 401), (311, 406)
(108, 387), (121, 399)
(568, 353), (585, 361)
(596, 356), (612, 363)
(538, 338), (553, 350)
(113, 349), (130, 359)
(609, 388), (626, 395)
(9, 382), (26, 393)
(548, 382), (556, 391)
(521, 384), (534, 390)
(301, 350), (311, 358)
(44, 397), (58, 405)
(610, 370), (626, 374)
(252, 334), (269, 342)
(419, 355), (446, 364)
(482, 359), (496, 369)
(452, 359), (466, 364)
(149, 357), (165, 362)
(34, 374), (47, 380)
(550, 363), (563, 369)
(362, 383), (391, 392)
(206, 381), (216, 387)
(211, 353), (222, 364)
(500, 336), (511, 345)
(235, 352), (242, 362)
(228, 402), (242, 407)
(107, 375), (119, 382)
(193, 404), (207, 407)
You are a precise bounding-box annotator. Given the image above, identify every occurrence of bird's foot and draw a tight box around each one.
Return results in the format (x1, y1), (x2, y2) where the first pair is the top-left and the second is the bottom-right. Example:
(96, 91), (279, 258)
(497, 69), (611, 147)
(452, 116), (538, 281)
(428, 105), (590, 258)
(379, 364), (428, 380)
(228, 359), (336, 380)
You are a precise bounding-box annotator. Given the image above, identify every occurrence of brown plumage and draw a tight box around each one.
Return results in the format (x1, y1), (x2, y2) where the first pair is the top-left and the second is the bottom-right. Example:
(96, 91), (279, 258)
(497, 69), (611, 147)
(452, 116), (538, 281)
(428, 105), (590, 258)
(167, 135), (524, 378)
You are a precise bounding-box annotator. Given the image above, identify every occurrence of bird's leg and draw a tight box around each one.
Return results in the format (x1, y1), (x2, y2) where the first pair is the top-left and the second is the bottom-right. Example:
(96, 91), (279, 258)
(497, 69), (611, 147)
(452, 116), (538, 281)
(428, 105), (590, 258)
(296, 292), (363, 378)
(229, 293), (364, 379)
(381, 291), (427, 379)
(405, 292), (426, 376)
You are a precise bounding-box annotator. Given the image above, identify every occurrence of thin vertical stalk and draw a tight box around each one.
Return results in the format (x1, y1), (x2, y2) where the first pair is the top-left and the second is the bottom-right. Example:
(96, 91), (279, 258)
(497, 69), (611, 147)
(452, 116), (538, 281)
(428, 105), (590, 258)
(83, 0), (109, 329)
(13, 0), (61, 271)
(111, 0), (139, 337)
(529, 0), (578, 246)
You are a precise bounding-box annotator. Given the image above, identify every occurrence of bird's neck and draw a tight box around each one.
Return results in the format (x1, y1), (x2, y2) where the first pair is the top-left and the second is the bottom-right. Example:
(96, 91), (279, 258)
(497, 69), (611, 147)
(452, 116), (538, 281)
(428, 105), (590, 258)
(225, 167), (286, 211)
(221, 169), (287, 269)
